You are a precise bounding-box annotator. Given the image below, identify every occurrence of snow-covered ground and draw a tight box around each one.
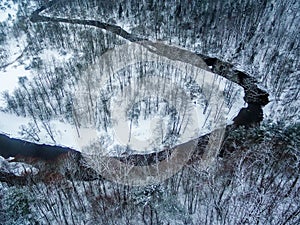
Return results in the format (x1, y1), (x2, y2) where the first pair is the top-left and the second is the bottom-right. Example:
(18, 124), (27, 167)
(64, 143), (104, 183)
(0, 156), (39, 176)
(74, 43), (245, 156)
(0, 42), (245, 157)
(0, 61), (31, 107)
(0, 111), (98, 150)
(0, 48), (75, 107)
(0, 0), (18, 24)
(1, 32), (27, 62)
(0, 0), (245, 157)
(39, 48), (74, 63)
(0, 31), (29, 106)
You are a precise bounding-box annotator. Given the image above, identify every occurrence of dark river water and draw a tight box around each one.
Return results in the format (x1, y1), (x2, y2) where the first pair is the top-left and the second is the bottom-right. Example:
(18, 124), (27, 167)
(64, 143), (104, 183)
(0, 133), (76, 160)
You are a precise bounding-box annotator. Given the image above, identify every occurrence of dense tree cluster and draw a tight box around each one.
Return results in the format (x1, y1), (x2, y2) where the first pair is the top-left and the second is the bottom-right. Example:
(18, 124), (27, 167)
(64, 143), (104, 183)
(0, 123), (299, 224)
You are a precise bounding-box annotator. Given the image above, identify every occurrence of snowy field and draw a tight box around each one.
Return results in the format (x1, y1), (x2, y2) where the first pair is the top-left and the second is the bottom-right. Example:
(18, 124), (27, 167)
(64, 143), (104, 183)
(0, 42), (245, 156)
(0, 0), (18, 24)
(75, 43), (246, 156)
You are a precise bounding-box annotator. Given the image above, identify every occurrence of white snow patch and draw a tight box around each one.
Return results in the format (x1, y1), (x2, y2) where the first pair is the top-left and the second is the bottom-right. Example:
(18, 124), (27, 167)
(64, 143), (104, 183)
(0, 38), (74, 107)
(3, 32), (27, 62)
(0, 61), (31, 107)
(0, 156), (39, 176)
(0, 32), (29, 107)
(0, 111), (99, 151)
(0, 0), (18, 23)
(39, 49), (74, 62)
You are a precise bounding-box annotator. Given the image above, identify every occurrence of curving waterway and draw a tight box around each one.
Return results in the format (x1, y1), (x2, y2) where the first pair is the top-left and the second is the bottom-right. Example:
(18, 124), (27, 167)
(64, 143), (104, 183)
(0, 2), (269, 184)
